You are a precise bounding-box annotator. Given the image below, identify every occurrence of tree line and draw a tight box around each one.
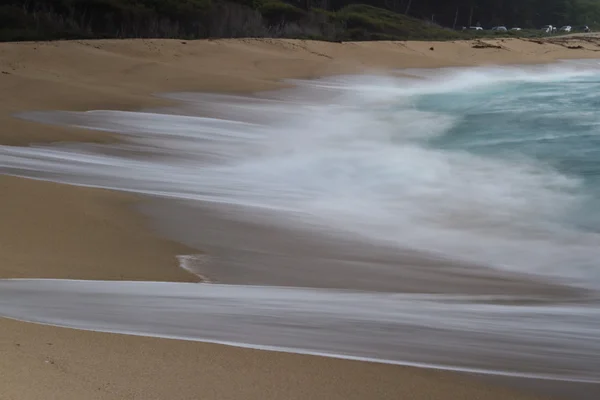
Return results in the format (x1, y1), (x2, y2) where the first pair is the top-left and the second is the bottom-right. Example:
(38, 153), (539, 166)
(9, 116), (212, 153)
(1, 0), (599, 42)
(308, 0), (600, 29)
(381, 0), (600, 29)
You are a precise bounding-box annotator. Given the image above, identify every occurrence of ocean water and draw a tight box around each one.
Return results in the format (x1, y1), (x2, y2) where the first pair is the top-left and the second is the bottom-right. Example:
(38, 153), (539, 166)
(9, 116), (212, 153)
(3, 60), (600, 286)
(2, 60), (600, 383)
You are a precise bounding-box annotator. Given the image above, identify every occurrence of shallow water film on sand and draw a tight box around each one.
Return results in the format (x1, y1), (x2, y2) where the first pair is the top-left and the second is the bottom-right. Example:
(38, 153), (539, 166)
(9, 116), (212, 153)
(1, 60), (600, 382)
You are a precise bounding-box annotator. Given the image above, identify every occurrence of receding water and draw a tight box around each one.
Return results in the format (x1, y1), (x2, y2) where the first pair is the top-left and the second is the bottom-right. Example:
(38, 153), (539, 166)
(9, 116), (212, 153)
(1, 60), (600, 384)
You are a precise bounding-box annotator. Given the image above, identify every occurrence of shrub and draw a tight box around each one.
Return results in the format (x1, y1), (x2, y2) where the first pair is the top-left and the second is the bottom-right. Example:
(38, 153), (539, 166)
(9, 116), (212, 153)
(259, 1), (306, 25)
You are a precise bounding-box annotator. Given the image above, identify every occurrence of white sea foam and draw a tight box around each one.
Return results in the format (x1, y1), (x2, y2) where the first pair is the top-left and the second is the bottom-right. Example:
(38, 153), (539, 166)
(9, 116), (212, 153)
(2, 62), (600, 285)
(176, 254), (214, 282)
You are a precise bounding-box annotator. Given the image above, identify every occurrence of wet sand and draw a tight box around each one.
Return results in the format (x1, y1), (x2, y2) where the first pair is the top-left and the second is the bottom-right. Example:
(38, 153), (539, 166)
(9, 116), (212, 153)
(4, 37), (600, 399)
(141, 199), (582, 297)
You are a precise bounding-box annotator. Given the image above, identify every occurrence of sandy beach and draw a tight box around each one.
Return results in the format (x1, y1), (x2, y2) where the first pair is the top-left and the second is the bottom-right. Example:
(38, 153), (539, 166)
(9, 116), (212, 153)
(3, 36), (600, 399)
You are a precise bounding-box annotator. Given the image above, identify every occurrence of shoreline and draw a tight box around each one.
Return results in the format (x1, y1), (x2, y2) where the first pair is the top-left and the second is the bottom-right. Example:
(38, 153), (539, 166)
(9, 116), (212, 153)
(139, 198), (586, 296)
(1, 278), (598, 384)
(4, 37), (600, 148)
(3, 37), (600, 399)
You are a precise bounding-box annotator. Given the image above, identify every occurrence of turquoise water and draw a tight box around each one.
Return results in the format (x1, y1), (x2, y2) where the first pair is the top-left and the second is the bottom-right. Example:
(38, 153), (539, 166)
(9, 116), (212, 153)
(421, 77), (600, 233)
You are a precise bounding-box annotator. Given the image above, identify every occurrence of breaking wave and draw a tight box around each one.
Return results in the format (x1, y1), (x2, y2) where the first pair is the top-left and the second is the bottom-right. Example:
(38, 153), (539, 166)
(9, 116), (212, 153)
(3, 61), (600, 285)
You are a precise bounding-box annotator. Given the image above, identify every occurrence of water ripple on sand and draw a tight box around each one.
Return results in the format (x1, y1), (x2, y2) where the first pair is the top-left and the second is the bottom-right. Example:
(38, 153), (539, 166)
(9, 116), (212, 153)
(0, 279), (599, 383)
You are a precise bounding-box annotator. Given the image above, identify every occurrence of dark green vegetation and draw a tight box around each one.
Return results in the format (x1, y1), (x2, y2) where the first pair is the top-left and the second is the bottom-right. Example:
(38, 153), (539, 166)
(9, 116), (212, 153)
(1, 0), (598, 42)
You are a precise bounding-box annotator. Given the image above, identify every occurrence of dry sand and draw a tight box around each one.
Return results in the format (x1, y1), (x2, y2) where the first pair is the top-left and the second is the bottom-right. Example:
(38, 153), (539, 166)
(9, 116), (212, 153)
(3, 36), (599, 399)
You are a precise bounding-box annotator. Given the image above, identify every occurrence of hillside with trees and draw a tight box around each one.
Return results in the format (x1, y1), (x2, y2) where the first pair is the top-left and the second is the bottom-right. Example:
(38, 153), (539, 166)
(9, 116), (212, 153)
(1, 0), (599, 42)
